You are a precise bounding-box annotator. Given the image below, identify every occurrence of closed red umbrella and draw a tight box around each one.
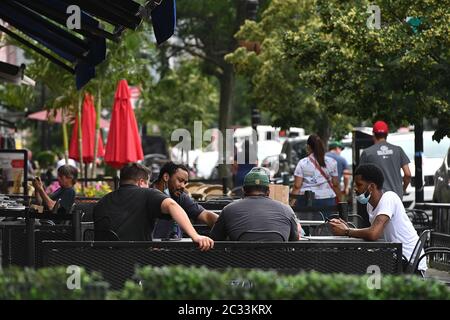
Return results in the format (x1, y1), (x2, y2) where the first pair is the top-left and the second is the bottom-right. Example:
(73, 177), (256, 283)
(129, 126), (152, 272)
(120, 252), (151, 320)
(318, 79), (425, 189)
(104, 79), (143, 169)
(69, 93), (105, 163)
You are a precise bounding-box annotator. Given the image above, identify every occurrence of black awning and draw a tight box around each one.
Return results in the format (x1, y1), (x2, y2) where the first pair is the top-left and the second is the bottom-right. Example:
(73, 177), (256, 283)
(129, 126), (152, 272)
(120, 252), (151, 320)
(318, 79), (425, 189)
(0, 0), (176, 89)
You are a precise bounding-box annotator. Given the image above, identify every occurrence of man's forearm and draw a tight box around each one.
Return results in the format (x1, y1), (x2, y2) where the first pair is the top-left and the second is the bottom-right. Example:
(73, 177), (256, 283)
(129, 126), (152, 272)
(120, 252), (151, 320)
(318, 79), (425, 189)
(403, 176), (411, 192)
(168, 202), (199, 239)
(38, 188), (55, 209)
(346, 227), (380, 241)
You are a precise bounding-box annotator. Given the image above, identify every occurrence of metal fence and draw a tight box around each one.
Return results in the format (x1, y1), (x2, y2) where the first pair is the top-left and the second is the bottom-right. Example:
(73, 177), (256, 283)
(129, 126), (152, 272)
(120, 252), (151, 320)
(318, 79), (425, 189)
(42, 240), (402, 290)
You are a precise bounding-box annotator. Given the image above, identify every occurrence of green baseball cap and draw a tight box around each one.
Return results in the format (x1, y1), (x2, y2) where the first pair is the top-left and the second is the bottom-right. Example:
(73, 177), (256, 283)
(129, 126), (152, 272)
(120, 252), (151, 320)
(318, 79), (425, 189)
(329, 141), (344, 150)
(243, 167), (270, 187)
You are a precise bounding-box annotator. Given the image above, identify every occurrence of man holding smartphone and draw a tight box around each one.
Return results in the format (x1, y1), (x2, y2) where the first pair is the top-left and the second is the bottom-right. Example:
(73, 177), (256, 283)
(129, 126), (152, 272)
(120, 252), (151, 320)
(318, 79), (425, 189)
(32, 164), (77, 214)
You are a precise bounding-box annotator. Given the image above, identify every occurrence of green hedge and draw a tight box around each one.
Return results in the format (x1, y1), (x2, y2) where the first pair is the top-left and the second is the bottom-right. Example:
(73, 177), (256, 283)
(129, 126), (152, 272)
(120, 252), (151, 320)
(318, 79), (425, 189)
(1, 266), (449, 300)
(0, 267), (108, 300)
(114, 266), (450, 300)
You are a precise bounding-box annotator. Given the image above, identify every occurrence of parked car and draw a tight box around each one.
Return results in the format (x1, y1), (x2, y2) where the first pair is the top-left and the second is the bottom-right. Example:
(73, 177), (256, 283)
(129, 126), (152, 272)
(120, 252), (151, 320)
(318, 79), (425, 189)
(433, 146), (450, 203)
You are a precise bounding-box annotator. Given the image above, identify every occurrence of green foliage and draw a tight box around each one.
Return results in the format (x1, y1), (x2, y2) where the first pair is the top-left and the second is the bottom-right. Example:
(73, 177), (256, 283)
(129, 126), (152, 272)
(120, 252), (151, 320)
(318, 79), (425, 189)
(0, 267), (108, 300)
(115, 266), (450, 300)
(228, 0), (450, 140)
(138, 60), (219, 143)
(35, 150), (57, 169)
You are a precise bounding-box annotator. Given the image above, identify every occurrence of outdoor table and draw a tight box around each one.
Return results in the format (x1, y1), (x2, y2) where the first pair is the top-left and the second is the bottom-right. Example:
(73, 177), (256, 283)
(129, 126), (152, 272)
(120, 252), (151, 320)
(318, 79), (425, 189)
(298, 220), (325, 226)
(0, 207), (82, 267)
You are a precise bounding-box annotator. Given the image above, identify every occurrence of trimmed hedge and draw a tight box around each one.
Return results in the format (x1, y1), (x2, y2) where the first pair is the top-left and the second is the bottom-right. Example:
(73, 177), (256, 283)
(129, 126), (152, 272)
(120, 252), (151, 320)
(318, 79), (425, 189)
(113, 266), (450, 300)
(0, 267), (108, 300)
(1, 266), (449, 299)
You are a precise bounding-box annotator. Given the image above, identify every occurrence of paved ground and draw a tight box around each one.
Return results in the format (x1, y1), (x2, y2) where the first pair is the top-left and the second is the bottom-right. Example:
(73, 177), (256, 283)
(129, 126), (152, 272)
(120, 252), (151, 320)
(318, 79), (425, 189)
(425, 268), (450, 285)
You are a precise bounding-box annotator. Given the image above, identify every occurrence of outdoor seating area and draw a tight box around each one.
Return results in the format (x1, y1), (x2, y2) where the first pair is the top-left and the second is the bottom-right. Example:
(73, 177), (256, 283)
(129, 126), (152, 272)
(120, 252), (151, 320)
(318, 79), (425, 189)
(1, 0), (450, 304)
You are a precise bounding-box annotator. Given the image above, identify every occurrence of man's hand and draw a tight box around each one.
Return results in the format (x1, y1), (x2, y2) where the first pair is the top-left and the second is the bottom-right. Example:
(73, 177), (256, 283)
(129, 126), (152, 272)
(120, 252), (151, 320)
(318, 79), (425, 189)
(192, 235), (214, 251)
(328, 218), (349, 236)
(32, 177), (43, 191)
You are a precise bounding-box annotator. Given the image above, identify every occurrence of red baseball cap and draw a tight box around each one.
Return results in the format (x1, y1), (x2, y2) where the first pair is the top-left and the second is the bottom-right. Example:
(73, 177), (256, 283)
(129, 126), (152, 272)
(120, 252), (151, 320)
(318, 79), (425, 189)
(373, 121), (389, 134)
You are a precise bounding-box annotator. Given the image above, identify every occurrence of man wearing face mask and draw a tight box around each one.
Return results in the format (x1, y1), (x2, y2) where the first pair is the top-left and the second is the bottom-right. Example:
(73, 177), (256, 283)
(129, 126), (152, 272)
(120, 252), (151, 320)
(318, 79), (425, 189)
(329, 163), (427, 275)
(152, 162), (218, 239)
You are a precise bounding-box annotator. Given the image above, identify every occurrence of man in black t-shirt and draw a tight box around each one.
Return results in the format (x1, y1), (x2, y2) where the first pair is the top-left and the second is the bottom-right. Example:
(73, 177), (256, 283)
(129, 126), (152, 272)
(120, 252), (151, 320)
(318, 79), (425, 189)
(33, 164), (77, 214)
(151, 162), (218, 239)
(93, 163), (214, 250)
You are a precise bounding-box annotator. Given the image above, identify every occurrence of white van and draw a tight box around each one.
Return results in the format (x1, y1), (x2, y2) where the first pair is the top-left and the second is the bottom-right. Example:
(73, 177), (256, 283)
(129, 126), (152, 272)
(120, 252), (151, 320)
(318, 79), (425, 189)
(387, 131), (450, 206)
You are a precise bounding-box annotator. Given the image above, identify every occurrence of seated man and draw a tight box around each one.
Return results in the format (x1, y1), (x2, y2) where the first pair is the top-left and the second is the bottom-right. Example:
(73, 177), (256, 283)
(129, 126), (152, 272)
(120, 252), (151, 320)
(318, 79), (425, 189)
(152, 162), (218, 239)
(32, 164), (77, 214)
(210, 168), (300, 241)
(93, 163), (214, 251)
(329, 163), (427, 275)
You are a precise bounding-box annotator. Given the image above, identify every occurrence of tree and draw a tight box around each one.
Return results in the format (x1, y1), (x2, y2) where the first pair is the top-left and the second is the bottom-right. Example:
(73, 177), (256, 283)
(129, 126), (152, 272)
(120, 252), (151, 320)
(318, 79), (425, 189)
(228, 0), (449, 141)
(137, 60), (219, 142)
(227, 0), (358, 142)
(283, 0), (450, 140)
(164, 0), (259, 179)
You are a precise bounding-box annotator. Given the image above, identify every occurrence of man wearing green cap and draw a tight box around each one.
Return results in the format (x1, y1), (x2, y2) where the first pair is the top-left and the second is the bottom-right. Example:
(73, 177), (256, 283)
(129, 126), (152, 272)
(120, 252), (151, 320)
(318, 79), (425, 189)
(326, 141), (351, 199)
(210, 167), (300, 241)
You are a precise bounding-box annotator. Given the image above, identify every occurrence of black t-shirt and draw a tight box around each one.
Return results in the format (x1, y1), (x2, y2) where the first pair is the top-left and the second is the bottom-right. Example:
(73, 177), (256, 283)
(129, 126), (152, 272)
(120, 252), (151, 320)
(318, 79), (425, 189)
(93, 185), (169, 241)
(153, 191), (205, 239)
(50, 187), (76, 214)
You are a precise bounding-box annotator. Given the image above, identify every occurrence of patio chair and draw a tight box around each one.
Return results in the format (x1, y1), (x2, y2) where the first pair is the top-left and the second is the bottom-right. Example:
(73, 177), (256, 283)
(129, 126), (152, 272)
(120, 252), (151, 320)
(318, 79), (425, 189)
(406, 209), (431, 235)
(238, 230), (286, 242)
(403, 229), (431, 274)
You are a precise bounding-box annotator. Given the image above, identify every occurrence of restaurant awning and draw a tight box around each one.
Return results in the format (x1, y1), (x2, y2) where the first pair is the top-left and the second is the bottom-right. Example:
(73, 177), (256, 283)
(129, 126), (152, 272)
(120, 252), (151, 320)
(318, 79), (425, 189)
(0, 0), (176, 89)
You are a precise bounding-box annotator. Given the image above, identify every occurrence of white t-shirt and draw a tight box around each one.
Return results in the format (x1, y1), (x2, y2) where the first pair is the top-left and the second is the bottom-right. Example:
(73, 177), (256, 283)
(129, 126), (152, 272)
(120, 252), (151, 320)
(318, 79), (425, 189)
(294, 155), (338, 199)
(367, 191), (427, 271)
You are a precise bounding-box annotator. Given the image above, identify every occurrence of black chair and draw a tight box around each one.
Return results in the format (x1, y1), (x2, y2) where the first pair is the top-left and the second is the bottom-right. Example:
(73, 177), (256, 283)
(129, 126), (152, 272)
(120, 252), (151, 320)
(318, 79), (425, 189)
(348, 214), (365, 228)
(238, 230), (286, 242)
(406, 209), (431, 235)
(295, 211), (325, 221)
(403, 229), (431, 274)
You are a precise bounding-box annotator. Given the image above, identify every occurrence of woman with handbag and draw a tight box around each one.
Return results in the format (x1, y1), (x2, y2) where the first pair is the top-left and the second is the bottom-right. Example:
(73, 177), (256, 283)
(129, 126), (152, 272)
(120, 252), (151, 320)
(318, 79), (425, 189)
(291, 134), (340, 218)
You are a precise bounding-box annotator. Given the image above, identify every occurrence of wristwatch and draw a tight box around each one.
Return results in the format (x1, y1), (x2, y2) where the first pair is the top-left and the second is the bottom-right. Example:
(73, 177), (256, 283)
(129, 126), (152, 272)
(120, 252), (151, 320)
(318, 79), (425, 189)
(345, 228), (350, 237)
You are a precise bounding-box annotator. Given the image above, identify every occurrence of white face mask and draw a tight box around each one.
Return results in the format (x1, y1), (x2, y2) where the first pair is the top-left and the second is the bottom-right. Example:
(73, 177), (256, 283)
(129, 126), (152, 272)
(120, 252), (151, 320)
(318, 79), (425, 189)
(356, 187), (371, 205)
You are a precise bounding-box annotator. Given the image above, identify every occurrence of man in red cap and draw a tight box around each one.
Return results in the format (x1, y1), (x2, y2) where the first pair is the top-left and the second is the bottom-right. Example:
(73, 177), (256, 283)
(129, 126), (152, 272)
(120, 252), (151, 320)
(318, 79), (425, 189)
(359, 121), (411, 199)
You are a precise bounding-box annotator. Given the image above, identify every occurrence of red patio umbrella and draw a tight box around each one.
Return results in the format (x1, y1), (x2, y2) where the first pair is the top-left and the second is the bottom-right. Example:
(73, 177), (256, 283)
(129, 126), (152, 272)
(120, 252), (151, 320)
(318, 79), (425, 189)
(69, 93), (105, 163)
(28, 108), (110, 128)
(104, 79), (143, 169)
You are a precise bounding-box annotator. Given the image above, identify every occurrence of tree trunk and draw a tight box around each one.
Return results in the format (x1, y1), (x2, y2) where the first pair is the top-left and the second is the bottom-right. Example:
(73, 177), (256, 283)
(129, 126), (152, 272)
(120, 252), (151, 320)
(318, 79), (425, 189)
(316, 113), (331, 148)
(91, 88), (101, 179)
(218, 63), (235, 189)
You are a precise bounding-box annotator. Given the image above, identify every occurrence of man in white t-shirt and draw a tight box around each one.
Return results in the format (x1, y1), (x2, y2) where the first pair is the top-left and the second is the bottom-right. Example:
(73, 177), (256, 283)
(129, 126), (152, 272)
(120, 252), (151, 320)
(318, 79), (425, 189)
(329, 163), (427, 275)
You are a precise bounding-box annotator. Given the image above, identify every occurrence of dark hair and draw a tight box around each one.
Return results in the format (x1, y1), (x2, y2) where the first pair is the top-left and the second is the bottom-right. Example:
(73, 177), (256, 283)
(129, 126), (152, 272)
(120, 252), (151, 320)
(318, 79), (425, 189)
(157, 161), (189, 181)
(120, 163), (152, 183)
(374, 132), (388, 140)
(57, 165), (78, 183)
(243, 185), (269, 195)
(355, 164), (384, 189)
(307, 134), (326, 167)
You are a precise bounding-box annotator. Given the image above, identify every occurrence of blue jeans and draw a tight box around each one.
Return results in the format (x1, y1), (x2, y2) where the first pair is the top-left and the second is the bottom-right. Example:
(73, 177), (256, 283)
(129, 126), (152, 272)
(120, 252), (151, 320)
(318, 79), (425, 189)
(295, 196), (336, 219)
